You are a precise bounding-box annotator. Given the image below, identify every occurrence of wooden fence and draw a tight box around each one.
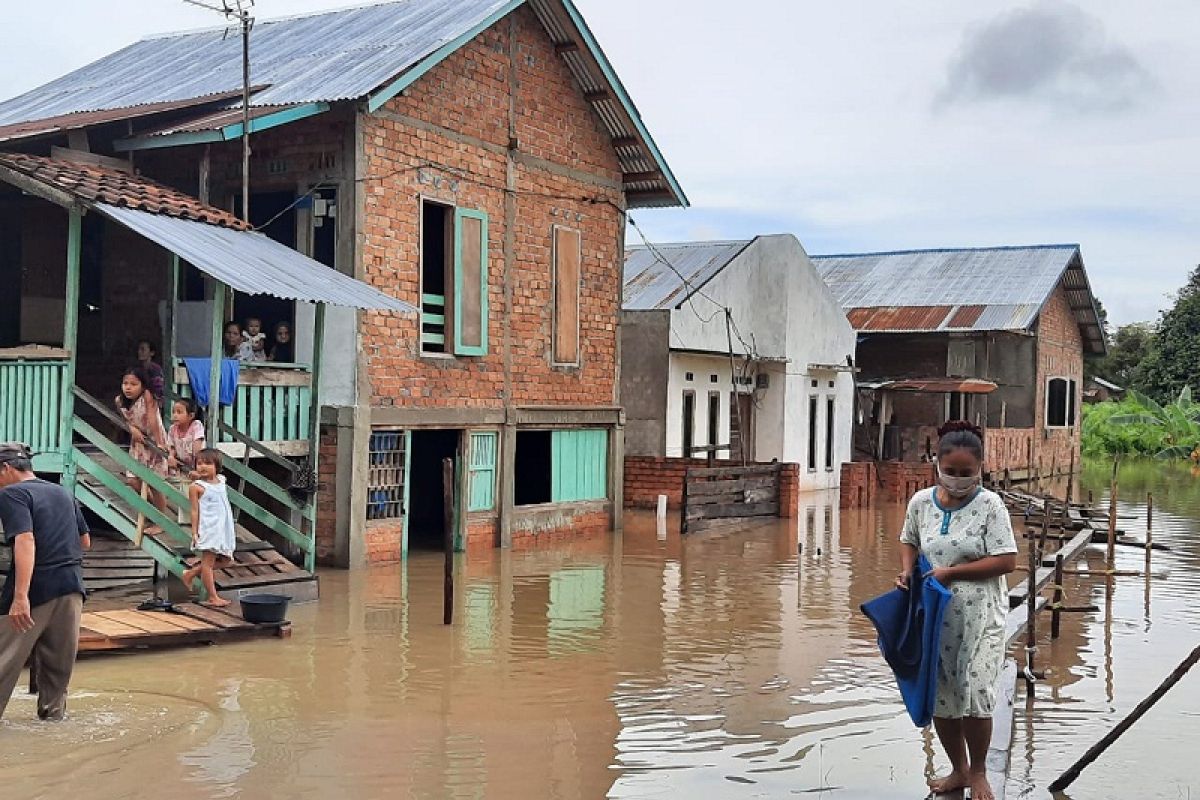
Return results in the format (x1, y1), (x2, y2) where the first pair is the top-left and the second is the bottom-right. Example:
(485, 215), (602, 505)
(681, 463), (782, 533)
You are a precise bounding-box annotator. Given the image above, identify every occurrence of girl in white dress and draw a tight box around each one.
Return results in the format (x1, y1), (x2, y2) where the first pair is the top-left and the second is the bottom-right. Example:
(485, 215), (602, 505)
(897, 421), (1018, 800)
(182, 449), (237, 608)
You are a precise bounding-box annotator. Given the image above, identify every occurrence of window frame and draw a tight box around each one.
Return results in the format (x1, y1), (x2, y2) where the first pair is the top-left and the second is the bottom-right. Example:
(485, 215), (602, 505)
(467, 430), (499, 512)
(366, 428), (408, 522)
(682, 390), (696, 458)
(807, 394), (819, 472)
(418, 196), (455, 356)
(551, 224), (582, 367)
(1045, 375), (1073, 429)
(825, 395), (836, 471)
(452, 206), (489, 357)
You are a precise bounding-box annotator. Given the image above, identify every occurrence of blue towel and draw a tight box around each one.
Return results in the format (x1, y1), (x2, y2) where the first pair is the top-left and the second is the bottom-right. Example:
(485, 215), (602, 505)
(860, 554), (952, 727)
(183, 358), (240, 407)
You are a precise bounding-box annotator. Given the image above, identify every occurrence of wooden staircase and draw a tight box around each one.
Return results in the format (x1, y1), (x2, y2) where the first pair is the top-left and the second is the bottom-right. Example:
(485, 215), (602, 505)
(66, 387), (320, 603)
(74, 467), (318, 602)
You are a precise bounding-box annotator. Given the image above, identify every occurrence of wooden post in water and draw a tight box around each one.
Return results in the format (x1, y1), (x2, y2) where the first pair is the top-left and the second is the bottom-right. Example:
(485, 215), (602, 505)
(1049, 642), (1200, 793)
(1106, 458), (1120, 570)
(1024, 519), (1039, 695)
(1052, 553), (1064, 639)
(442, 457), (454, 626)
(1145, 492), (1154, 572)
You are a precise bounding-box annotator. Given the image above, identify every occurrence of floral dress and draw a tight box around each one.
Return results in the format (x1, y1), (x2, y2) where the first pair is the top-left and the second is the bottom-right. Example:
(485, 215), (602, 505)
(900, 487), (1018, 718)
(167, 420), (206, 476)
(119, 393), (168, 478)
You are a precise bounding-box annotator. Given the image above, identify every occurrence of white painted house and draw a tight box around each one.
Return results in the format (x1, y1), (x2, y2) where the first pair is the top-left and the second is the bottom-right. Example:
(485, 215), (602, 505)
(621, 235), (856, 491)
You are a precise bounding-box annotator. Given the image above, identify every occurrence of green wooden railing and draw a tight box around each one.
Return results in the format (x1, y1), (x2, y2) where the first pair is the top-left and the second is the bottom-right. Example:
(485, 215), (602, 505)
(174, 362), (312, 448)
(71, 386), (316, 577)
(0, 359), (67, 465)
(421, 293), (447, 350)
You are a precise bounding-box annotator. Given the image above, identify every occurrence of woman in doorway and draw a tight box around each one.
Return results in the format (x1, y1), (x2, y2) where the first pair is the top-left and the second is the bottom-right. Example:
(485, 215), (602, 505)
(896, 421), (1017, 800)
(269, 321), (294, 363)
(221, 321), (242, 359)
(135, 339), (165, 405)
(115, 366), (170, 531)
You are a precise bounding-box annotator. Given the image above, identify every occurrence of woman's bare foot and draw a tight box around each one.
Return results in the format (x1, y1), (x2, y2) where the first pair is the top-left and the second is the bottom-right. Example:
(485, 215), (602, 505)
(204, 597), (231, 608)
(968, 772), (994, 800)
(929, 771), (969, 794)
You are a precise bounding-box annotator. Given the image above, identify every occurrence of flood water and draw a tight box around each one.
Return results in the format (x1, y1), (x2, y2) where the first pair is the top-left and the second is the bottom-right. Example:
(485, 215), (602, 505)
(3, 460), (1199, 799)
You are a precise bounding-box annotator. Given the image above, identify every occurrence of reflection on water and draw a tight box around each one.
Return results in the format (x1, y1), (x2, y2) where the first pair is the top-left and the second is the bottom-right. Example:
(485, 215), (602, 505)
(2, 465), (1198, 799)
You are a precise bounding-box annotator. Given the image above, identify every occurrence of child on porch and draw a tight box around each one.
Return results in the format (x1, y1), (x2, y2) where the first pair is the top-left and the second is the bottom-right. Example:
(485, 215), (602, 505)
(115, 366), (169, 531)
(182, 448), (236, 607)
(238, 317), (267, 363)
(167, 398), (206, 480)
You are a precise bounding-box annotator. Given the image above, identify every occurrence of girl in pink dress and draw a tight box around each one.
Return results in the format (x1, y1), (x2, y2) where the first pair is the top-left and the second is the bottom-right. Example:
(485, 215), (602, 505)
(115, 366), (169, 530)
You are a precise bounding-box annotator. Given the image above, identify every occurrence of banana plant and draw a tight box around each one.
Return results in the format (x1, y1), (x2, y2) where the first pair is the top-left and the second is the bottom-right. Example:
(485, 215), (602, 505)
(1109, 388), (1200, 460)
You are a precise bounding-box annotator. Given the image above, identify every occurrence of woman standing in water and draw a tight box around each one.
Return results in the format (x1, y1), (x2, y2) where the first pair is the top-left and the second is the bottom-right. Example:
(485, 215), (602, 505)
(897, 421), (1017, 800)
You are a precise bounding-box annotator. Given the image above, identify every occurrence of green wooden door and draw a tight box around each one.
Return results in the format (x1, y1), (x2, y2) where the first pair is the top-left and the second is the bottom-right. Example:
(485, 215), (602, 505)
(467, 431), (498, 512)
(551, 429), (608, 502)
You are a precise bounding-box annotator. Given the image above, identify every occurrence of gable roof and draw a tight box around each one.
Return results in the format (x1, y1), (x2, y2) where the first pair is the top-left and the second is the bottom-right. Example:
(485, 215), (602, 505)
(812, 245), (1106, 354)
(623, 240), (752, 310)
(0, 0), (685, 208)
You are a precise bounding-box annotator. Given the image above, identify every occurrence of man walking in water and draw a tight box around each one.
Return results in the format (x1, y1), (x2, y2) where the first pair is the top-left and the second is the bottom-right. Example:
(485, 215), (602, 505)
(0, 442), (90, 720)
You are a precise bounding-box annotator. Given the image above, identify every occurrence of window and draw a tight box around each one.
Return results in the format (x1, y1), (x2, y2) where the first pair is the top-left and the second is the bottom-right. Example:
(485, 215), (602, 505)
(467, 431), (498, 512)
(825, 396), (835, 470)
(515, 431), (553, 506)
(551, 429), (609, 502)
(552, 226), (580, 365)
(367, 430), (407, 521)
(707, 391), (721, 450)
(420, 200), (489, 356)
(807, 396), (818, 471)
(516, 429), (609, 506)
(710, 374), (719, 383)
(948, 392), (971, 422)
(682, 391), (696, 458)
(1046, 377), (1076, 428)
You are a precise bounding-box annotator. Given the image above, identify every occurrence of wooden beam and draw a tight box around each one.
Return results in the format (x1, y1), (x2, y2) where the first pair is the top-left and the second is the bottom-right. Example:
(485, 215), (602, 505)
(611, 136), (639, 149)
(207, 280), (226, 441)
(304, 303), (326, 574)
(623, 171), (663, 187)
(583, 90), (611, 103)
(60, 209), (82, 491)
(554, 41), (580, 54)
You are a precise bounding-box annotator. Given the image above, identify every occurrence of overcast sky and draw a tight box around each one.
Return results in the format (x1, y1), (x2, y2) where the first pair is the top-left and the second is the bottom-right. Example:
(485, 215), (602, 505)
(3, 0), (1196, 325)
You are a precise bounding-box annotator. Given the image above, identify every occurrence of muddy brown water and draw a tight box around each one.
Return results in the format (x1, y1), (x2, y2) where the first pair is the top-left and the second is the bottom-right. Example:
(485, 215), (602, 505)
(2, 460), (1198, 799)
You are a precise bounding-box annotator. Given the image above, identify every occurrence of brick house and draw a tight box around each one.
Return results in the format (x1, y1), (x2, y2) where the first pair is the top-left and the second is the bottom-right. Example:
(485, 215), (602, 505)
(0, 0), (686, 566)
(812, 246), (1105, 500)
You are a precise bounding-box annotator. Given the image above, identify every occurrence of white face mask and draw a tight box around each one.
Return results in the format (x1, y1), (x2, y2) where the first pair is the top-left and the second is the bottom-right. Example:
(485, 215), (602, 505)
(937, 467), (979, 498)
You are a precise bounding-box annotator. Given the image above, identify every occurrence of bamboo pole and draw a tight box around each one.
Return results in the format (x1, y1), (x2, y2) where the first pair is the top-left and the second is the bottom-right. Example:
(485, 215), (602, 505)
(1024, 517), (1039, 695)
(1048, 642), (1200, 793)
(1051, 553), (1064, 639)
(1145, 492), (1153, 572)
(1107, 457), (1120, 569)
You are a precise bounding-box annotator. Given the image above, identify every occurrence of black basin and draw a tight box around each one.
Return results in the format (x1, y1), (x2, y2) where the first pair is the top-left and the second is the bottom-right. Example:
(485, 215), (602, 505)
(239, 594), (290, 624)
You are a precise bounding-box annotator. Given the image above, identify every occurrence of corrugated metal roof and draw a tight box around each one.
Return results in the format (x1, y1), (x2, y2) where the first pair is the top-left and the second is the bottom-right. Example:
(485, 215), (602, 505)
(0, 0), (512, 126)
(0, 92), (247, 143)
(0, 0), (686, 208)
(813, 245), (1106, 353)
(99, 205), (415, 312)
(622, 240), (751, 310)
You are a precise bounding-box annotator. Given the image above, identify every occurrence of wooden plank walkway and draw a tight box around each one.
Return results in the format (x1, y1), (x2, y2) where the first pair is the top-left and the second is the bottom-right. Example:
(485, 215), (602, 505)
(77, 602), (290, 656)
(1007, 528), (1093, 609)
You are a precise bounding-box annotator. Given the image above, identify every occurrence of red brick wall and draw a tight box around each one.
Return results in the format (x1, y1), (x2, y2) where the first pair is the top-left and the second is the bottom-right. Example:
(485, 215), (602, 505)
(1032, 285), (1084, 473)
(358, 6), (624, 410)
(315, 425), (339, 565)
(778, 463), (800, 518)
(511, 507), (611, 550)
(623, 456), (709, 509)
(364, 521), (404, 565)
(879, 462), (936, 503)
(840, 462), (878, 508)
(465, 517), (500, 555)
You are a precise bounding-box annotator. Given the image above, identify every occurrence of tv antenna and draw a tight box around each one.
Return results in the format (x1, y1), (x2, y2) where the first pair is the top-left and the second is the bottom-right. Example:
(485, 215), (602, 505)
(182, 0), (255, 222)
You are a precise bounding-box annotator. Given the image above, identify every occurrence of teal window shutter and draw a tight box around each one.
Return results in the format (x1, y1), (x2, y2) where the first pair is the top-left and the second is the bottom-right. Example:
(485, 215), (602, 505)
(551, 429), (608, 502)
(453, 208), (489, 356)
(467, 431), (498, 511)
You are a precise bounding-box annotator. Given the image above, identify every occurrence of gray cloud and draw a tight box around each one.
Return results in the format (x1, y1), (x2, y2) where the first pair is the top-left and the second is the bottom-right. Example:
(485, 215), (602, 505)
(938, 1), (1157, 112)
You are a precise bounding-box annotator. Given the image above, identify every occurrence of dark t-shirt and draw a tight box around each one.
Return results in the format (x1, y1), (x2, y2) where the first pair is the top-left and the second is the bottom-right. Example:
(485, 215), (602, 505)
(0, 479), (88, 614)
